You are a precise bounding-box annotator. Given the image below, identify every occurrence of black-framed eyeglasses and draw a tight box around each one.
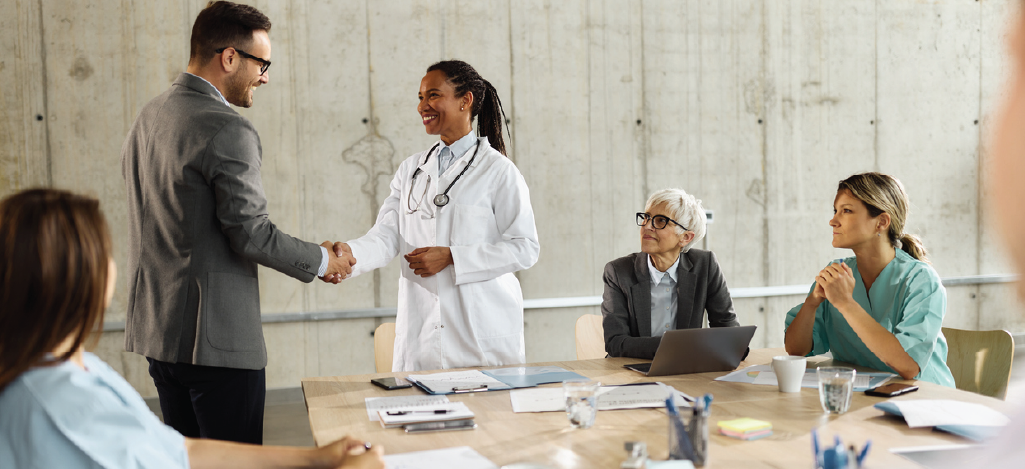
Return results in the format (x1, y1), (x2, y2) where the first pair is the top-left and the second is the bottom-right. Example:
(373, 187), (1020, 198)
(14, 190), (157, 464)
(215, 47), (271, 75)
(636, 212), (687, 231)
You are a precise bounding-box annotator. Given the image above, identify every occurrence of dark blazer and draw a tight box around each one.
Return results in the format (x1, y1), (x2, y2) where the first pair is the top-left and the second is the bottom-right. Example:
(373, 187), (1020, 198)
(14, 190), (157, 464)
(601, 250), (739, 359)
(121, 73), (322, 370)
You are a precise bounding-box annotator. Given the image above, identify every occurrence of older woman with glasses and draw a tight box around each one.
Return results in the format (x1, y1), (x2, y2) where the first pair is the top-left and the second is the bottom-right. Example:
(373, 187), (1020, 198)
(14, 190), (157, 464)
(601, 189), (739, 359)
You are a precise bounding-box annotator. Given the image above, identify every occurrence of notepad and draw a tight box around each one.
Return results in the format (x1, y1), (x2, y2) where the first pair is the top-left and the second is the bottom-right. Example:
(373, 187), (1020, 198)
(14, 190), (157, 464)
(377, 402), (474, 428)
(406, 366), (588, 395)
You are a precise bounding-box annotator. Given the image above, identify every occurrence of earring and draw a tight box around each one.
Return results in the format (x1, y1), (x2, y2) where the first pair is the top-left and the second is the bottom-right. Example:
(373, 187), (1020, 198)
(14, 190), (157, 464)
(876, 232), (881, 237)
(461, 106), (464, 111)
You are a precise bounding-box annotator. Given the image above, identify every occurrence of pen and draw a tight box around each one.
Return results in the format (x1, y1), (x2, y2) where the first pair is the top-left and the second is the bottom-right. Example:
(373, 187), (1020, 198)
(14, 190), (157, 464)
(385, 409), (454, 415)
(811, 428), (820, 463)
(452, 385), (488, 393)
(857, 440), (872, 467)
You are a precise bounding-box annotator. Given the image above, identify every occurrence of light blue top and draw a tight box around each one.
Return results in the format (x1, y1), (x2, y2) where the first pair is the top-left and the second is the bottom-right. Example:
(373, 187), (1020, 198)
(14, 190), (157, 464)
(647, 253), (680, 338)
(784, 249), (955, 387)
(438, 131), (477, 175)
(0, 352), (189, 469)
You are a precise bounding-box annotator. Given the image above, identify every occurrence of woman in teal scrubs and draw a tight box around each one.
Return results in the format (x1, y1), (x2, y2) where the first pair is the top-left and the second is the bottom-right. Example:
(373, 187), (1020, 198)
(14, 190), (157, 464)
(784, 173), (954, 387)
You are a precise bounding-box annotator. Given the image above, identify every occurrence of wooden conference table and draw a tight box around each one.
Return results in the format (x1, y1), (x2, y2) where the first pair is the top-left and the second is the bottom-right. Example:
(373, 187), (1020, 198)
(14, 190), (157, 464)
(301, 348), (1009, 468)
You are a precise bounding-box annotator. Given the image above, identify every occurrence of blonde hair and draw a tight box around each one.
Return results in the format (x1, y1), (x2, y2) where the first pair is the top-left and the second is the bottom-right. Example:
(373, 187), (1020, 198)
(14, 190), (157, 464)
(838, 172), (929, 263)
(644, 188), (706, 252)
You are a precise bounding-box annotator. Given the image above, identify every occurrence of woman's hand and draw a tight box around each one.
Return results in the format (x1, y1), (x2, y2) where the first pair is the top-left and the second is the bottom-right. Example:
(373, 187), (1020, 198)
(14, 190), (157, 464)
(404, 247), (453, 277)
(318, 436), (384, 469)
(816, 262), (856, 309)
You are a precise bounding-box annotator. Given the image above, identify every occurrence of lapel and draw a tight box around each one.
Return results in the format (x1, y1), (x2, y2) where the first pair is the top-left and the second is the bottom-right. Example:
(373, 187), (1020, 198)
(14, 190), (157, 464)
(675, 251), (698, 329)
(630, 253), (652, 337)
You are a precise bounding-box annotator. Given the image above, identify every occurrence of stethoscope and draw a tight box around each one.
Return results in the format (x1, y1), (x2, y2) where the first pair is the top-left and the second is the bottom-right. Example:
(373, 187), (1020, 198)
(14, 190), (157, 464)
(406, 139), (482, 214)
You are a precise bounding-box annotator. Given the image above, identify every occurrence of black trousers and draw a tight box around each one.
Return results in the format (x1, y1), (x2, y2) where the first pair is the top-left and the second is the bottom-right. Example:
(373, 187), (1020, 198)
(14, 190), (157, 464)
(147, 358), (266, 444)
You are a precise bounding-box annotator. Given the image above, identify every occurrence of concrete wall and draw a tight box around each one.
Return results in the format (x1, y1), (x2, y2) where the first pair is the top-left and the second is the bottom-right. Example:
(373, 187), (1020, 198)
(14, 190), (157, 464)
(3, 0), (1023, 397)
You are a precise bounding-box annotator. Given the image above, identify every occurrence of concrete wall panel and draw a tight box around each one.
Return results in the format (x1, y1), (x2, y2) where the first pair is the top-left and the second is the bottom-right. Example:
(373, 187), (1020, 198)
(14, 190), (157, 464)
(0, 0), (49, 192)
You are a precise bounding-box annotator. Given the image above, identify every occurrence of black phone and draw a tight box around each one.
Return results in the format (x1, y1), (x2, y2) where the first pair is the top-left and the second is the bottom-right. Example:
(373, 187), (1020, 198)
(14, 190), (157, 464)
(371, 377), (413, 390)
(865, 382), (919, 397)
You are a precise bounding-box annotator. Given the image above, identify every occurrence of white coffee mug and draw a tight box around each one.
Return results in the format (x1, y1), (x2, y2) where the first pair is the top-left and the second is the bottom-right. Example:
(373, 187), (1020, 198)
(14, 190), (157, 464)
(772, 355), (807, 393)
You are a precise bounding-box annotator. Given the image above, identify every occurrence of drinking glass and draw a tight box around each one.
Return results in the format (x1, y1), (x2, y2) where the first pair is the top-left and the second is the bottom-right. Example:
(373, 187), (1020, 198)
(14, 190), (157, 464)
(563, 380), (600, 429)
(817, 367), (856, 414)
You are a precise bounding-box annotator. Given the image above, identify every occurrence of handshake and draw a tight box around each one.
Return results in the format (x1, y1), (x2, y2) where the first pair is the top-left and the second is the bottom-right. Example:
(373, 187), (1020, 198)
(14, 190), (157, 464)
(316, 242), (456, 284)
(319, 241), (356, 284)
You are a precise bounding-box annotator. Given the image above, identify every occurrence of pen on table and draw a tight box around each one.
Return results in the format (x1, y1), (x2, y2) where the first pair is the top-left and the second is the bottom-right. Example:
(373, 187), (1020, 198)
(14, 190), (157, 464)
(811, 428), (820, 462)
(857, 440), (872, 467)
(386, 409), (454, 415)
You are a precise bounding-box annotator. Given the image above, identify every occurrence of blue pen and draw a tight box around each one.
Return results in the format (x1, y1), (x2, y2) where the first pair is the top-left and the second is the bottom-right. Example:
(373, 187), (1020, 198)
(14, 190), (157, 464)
(857, 440), (872, 467)
(665, 397), (695, 460)
(811, 428), (820, 463)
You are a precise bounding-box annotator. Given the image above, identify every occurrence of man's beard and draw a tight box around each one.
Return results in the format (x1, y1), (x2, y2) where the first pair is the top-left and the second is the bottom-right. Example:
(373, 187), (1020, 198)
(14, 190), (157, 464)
(224, 69), (254, 108)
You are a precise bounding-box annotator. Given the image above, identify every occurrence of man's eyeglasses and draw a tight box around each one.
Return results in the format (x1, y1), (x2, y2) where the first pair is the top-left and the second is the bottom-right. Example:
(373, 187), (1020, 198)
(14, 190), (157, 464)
(636, 212), (687, 231)
(215, 47), (271, 75)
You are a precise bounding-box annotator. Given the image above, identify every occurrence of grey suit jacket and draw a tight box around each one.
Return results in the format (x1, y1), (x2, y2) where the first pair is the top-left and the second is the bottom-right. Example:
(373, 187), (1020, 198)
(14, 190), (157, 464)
(120, 73), (322, 370)
(601, 250), (739, 359)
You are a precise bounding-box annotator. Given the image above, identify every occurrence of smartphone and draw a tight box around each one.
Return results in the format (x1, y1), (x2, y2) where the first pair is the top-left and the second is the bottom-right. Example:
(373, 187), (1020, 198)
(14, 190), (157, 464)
(370, 377), (413, 390)
(865, 382), (919, 397)
(404, 420), (477, 433)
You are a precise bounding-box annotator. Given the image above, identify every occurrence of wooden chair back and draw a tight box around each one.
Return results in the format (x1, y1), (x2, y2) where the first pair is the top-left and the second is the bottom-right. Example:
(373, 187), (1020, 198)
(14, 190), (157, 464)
(942, 327), (1014, 399)
(374, 323), (397, 373)
(575, 314), (606, 360)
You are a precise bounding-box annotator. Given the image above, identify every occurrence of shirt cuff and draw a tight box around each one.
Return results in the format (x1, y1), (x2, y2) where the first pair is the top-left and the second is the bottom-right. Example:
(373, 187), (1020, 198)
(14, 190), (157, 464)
(317, 246), (329, 277)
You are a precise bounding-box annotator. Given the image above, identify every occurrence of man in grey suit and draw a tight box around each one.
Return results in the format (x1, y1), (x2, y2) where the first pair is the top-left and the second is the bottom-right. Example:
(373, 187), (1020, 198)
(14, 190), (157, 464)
(120, 1), (353, 444)
(601, 189), (739, 359)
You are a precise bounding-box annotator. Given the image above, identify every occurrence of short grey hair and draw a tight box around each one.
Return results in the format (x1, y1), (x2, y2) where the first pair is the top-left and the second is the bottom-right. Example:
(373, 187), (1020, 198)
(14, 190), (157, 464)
(644, 188), (706, 252)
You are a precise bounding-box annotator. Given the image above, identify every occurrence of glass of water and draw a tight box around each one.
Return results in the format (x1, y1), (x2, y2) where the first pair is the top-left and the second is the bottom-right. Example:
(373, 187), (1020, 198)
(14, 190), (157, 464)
(817, 367), (856, 414)
(563, 380), (601, 429)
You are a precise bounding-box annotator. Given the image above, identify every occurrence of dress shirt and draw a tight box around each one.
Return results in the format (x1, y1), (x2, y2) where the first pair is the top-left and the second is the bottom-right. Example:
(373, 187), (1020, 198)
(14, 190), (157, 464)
(0, 352), (189, 468)
(184, 73), (330, 277)
(648, 254), (680, 338)
(438, 131), (477, 176)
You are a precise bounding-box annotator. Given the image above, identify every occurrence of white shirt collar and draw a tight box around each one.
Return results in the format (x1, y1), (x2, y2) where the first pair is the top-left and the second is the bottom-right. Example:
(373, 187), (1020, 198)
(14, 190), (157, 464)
(185, 72), (230, 106)
(647, 253), (680, 285)
(441, 130), (477, 158)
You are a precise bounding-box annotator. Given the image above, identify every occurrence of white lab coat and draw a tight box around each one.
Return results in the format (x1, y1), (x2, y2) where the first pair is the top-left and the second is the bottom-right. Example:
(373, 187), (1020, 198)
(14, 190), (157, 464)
(346, 136), (540, 372)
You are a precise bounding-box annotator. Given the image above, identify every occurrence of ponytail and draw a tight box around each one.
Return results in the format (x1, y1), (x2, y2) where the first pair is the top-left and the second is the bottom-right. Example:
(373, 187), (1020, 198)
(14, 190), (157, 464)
(427, 60), (511, 156)
(897, 233), (930, 264)
(477, 79), (510, 156)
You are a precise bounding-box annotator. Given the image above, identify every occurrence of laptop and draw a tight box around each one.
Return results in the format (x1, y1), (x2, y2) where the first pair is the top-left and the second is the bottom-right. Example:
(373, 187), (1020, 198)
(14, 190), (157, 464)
(624, 325), (757, 376)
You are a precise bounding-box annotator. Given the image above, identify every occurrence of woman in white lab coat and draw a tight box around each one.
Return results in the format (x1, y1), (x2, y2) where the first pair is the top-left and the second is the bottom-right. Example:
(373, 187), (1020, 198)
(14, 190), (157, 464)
(341, 60), (540, 372)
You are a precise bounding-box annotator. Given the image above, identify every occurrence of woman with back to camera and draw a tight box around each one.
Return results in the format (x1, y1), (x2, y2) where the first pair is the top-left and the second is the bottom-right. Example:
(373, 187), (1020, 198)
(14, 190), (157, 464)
(602, 188), (739, 359)
(0, 189), (384, 469)
(784, 173), (954, 386)
(337, 60), (540, 372)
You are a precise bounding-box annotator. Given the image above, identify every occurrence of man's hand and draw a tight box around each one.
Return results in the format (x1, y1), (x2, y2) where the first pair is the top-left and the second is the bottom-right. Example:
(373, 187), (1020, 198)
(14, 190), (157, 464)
(319, 241), (356, 284)
(403, 246), (453, 277)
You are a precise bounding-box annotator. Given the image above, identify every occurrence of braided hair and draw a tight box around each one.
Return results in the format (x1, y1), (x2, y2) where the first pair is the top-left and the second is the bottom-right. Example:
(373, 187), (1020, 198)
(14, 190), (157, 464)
(426, 60), (510, 156)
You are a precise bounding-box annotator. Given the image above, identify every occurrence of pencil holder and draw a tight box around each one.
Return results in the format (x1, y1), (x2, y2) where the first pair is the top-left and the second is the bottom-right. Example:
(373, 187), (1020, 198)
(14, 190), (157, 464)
(668, 406), (708, 466)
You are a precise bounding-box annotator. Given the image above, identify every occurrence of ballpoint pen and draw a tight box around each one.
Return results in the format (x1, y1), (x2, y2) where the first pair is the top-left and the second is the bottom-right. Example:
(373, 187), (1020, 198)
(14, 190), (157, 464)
(856, 440), (871, 467)
(666, 396), (695, 460)
(386, 409), (454, 415)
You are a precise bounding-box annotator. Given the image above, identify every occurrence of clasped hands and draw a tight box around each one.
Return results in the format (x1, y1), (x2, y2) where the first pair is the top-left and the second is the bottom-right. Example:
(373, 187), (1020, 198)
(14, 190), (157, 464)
(810, 261), (856, 309)
(319, 241), (357, 284)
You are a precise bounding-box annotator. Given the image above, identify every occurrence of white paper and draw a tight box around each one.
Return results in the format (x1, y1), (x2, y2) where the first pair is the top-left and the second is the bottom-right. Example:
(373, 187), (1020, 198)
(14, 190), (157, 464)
(891, 400), (1010, 428)
(365, 395), (450, 421)
(384, 446), (498, 469)
(510, 383), (692, 413)
(751, 370), (875, 389)
(406, 370), (509, 393)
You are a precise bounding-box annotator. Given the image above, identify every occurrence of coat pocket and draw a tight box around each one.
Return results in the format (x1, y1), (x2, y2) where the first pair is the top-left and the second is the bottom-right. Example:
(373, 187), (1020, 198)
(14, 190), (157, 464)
(204, 272), (264, 352)
(449, 204), (496, 246)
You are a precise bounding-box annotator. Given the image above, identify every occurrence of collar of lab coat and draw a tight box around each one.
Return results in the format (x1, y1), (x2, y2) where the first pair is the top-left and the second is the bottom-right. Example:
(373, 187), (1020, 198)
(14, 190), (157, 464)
(434, 136), (490, 186)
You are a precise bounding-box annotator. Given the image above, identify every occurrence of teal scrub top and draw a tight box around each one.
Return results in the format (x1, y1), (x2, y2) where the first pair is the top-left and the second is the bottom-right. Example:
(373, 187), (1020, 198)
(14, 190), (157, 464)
(784, 249), (955, 387)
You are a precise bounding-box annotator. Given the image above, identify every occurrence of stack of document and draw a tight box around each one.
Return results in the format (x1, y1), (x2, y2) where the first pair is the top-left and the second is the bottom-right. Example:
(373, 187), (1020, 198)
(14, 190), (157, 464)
(874, 400), (1009, 441)
(715, 364), (896, 392)
(717, 418), (773, 440)
(406, 366), (588, 395)
(509, 382), (693, 413)
(377, 401), (475, 428)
